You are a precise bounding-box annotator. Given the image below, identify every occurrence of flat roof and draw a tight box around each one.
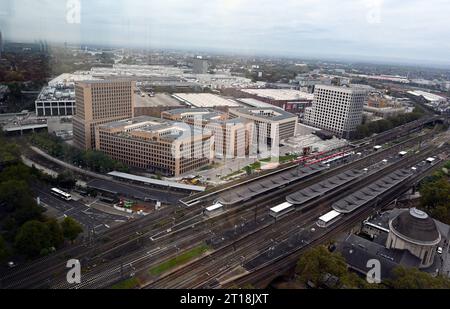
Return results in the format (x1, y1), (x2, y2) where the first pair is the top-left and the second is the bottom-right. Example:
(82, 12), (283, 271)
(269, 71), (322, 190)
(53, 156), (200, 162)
(107, 171), (206, 192)
(318, 210), (341, 223)
(270, 202), (293, 213)
(229, 107), (297, 122)
(240, 89), (314, 101)
(236, 98), (284, 110)
(407, 90), (447, 102)
(172, 93), (241, 108)
(332, 169), (412, 213)
(134, 93), (185, 107)
(206, 203), (223, 211)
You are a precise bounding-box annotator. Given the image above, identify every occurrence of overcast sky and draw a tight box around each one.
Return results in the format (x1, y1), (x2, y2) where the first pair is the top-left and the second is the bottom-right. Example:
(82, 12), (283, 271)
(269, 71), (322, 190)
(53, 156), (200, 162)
(1, 0), (450, 65)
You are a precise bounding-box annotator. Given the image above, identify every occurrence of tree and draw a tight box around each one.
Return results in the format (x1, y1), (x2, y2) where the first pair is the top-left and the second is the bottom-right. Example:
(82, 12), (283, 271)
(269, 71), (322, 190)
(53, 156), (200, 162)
(296, 245), (368, 288)
(14, 220), (53, 257)
(46, 219), (64, 249)
(388, 266), (450, 289)
(419, 175), (450, 224)
(0, 235), (9, 262)
(61, 217), (83, 243)
(56, 171), (76, 189)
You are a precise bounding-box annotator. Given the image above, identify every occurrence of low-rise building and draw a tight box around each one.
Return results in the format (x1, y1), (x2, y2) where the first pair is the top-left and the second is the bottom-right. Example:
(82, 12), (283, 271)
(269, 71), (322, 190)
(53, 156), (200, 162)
(95, 116), (214, 176)
(35, 86), (76, 117)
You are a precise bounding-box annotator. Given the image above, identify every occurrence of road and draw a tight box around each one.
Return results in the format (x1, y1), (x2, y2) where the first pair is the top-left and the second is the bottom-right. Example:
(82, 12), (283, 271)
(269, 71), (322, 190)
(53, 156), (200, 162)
(33, 184), (128, 235)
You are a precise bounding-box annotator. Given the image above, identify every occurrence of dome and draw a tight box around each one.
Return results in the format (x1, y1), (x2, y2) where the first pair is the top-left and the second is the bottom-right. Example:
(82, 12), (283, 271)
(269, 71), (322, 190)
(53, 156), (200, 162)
(390, 208), (440, 243)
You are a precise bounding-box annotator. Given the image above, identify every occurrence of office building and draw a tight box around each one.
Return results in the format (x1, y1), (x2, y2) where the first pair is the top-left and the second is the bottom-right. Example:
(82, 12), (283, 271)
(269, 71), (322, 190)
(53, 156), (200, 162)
(229, 107), (297, 153)
(73, 80), (135, 150)
(192, 57), (208, 74)
(304, 85), (369, 138)
(95, 116), (213, 176)
(162, 108), (254, 159)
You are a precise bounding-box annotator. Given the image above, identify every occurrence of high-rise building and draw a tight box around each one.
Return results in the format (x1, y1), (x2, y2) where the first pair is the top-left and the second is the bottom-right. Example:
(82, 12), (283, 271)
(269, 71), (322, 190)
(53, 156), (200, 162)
(73, 80), (135, 149)
(192, 57), (208, 74)
(304, 85), (369, 138)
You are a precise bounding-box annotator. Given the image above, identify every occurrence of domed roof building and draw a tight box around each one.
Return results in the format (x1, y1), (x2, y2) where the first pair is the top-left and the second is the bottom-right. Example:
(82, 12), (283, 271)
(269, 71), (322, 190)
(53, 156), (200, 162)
(386, 208), (441, 268)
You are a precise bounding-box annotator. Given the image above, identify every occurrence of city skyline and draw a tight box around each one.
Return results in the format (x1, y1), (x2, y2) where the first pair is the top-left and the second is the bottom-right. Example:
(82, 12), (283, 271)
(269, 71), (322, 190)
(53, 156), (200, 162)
(2, 0), (450, 66)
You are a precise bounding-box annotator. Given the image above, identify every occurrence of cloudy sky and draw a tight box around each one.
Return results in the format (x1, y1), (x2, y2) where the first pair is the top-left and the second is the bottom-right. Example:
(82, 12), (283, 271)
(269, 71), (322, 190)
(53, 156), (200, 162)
(1, 0), (450, 65)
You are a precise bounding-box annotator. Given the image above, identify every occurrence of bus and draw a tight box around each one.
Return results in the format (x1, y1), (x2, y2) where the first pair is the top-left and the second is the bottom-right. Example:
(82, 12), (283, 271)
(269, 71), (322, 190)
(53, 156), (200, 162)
(316, 210), (342, 228)
(269, 202), (294, 218)
(51, 188), (72, 201)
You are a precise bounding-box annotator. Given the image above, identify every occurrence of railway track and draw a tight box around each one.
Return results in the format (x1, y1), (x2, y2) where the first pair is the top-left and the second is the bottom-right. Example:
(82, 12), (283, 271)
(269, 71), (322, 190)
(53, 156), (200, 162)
(142, 143), (447, 289)
(1, 128), (443, 289)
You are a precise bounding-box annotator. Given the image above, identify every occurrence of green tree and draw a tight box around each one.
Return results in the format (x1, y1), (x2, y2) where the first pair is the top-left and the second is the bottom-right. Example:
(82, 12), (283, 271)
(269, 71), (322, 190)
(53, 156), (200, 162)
(388, 266), (450, 289)
(46, 219), (64, 249)
(61, 217), (83, 243)
(419, 176), (450, 224)
(0, 235), (10, 262)
(14, 220), (53, 257)
(56, 171), (76, 189)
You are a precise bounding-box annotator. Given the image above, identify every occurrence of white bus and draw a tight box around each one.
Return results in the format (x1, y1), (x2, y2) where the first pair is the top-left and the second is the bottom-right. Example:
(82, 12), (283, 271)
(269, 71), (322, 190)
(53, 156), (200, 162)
(269, 202), (294, 218)
(398, 151), (407, 157)
(373, 145), (382, 151)
(317, 210), (342, 228)
(51, 188), (72, 201)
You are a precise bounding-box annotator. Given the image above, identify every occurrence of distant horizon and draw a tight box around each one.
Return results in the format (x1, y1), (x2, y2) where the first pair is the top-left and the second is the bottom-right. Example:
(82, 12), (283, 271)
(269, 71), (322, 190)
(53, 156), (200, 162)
(4, 37), (450, 72)
(2, 1), (450, 70)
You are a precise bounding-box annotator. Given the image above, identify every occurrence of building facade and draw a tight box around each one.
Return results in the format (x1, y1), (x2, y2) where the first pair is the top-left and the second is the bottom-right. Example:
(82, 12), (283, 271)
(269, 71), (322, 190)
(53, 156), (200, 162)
(162, 108), (254, 159)
(95, 116), (214, 176)
(229, 107), (297, 154)
(386, 208), (441, 268)
(192, 58), (208, 74)
(73, 80), (135, 149)
(304, 85), (369, 138)
(35, 86), (76, 117)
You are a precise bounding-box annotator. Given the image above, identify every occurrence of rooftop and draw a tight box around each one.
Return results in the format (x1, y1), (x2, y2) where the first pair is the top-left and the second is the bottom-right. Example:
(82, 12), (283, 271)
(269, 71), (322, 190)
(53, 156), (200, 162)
(98, 115), (207, 141)
(134, 93), (185, 107)
(172, 93), (241, 108)
(332, 169), (412, 213)
(286, 169), (362, 205)
(240, 89), (314, 101)
(36, 86), (75, 102)
(229, 107), (298, 121)
(336, 233), (421, 281)
(236, 98), (284, 110)
(407, 90), (447, 102)
(390, 208), (441, 243)
(218, 164), (326, 205)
